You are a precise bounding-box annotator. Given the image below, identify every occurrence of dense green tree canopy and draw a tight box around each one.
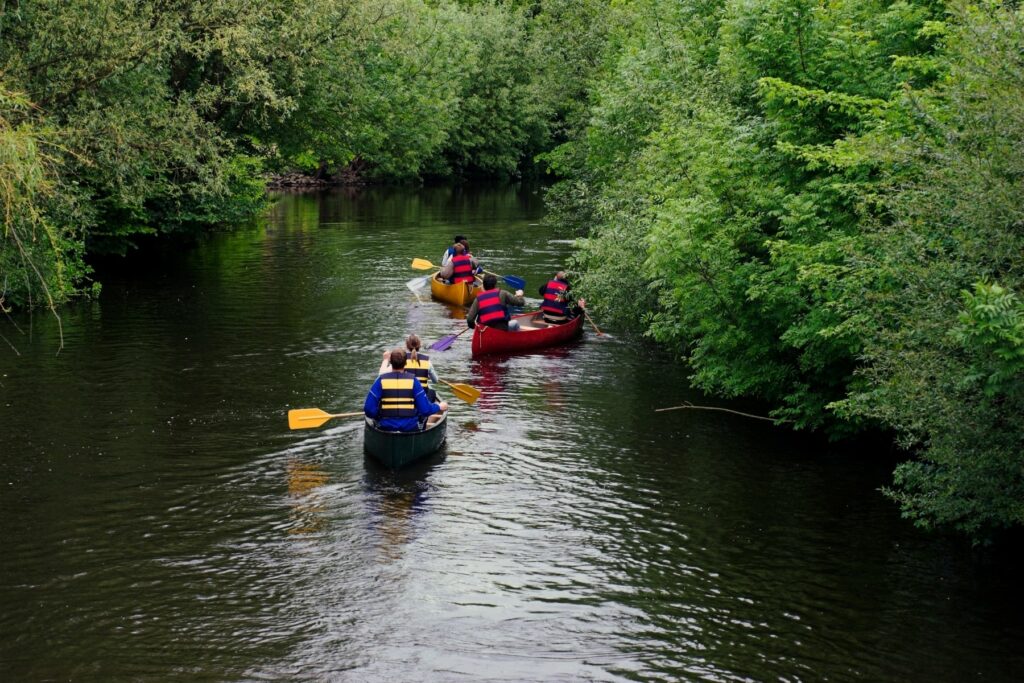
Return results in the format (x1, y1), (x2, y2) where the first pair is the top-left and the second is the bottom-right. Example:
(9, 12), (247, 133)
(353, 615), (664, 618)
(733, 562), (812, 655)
(0, 0), (601, 308)
(546, 0), (1024, 539)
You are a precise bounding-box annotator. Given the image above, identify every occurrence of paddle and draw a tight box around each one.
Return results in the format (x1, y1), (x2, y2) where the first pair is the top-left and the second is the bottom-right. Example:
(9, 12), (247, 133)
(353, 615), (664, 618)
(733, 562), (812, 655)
(582, 309), (606, 336)
(411, 258), (524, 290)
(438, 378), (481, 405)
(429, 326), (471, 351)
(482, 270), (526, 291)
(288, 408), (363, 430)
(411, 257), (439, 271)
(406, 274), (430, 292)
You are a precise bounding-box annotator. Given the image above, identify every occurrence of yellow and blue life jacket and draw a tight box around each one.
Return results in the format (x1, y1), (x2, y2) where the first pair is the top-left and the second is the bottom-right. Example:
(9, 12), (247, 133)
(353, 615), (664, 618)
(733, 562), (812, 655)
(405, 353), (432, 390)
(379, 371), (417, 418)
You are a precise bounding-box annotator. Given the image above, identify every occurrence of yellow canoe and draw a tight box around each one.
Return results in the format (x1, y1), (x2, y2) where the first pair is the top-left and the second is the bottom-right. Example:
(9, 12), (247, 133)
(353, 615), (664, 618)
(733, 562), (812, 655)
(430, 273), (481, 307)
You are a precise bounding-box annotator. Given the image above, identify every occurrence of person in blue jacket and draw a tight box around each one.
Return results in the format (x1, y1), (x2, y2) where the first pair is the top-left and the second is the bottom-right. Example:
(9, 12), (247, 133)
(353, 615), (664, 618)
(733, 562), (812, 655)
(364, 349), (448, 431)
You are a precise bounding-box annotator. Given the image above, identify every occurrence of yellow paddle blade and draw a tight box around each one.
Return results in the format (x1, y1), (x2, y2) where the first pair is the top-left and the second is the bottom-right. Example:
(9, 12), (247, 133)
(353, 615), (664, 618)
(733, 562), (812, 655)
(287, 408), (363, 430)
(411, 258), (436, 271)
(445, 382), (481, 406)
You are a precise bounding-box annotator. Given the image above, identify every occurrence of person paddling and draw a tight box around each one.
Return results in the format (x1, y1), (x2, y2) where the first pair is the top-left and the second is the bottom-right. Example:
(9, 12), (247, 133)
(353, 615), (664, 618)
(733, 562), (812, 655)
(538, 271), (586, 325)
(467, 274), (525, 331)
(365, 349), (448, 431)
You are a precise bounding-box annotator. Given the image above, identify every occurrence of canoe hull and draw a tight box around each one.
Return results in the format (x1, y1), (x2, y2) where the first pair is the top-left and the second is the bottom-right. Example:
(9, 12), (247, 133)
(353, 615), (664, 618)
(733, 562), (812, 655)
(471, 314), (584, 357)
(430, 274), (480, 307)
(363, 413), (447, 468)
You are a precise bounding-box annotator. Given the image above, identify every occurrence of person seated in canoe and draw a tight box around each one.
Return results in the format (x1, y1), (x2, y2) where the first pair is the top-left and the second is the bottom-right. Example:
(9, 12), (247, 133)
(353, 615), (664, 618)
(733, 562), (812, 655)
(538, 271), (586, 325)
(377, 335), (439, 402)
(437, 242), (479, 285)
(440, 234), (467, 267)
(467, 274), (526, 331)
(365, 348), (448, 432)
(460, 239), (485, 278)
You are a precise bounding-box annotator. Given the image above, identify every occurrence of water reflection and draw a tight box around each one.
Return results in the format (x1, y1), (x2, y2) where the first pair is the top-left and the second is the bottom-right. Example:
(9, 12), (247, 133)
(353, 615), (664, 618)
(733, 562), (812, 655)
(440, 301), (467, 320)
(470, 357), (509, 412)
(286, 459), (330, 535)
(362, 450), (445, 562)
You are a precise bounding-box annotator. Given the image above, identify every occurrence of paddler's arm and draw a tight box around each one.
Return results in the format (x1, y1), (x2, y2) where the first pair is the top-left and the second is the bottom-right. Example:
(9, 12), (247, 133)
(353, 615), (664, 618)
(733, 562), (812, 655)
(363, 376), (383, 418)
(502, 290), (526, 307)
(466, 297), (480, 328)
(413, 380), (445, 416)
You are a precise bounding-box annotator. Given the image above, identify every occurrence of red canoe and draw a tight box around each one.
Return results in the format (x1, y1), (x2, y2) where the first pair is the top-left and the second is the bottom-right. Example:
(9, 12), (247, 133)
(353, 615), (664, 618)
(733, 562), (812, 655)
(471, 313), (584, 357)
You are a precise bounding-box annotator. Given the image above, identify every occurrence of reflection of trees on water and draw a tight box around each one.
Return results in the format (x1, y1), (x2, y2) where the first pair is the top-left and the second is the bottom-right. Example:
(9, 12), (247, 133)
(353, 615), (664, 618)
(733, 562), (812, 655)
(286, 459), (330, 535)
(363, 451), (444, 562)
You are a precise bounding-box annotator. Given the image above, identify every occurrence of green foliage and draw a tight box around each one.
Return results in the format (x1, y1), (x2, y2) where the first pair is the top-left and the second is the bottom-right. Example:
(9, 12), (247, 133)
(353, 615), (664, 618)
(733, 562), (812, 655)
(0, 85), (82, 313)
(266, 0), (463, 180)
(440, 4), (543, 176)
(952, 283), (1024, 400)
(1, 0), (606, 308)
(548, 0), (938, 432)
(545, 0), (1024, 538)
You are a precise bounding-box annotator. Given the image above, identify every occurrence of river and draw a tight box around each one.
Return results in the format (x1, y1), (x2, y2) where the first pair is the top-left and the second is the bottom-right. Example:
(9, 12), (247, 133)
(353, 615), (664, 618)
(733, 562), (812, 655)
(1, 185), (1022, 681)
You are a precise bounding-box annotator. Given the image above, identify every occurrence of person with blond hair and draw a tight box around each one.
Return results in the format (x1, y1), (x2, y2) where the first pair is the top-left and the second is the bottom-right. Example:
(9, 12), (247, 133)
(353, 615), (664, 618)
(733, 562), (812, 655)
(378, 334), (439, 401)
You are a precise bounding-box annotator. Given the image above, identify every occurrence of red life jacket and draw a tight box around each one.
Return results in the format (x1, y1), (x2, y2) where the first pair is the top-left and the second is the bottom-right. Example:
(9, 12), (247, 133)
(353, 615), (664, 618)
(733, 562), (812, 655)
(476, 289), (508, 325)
(451, 254), (475, 284)
(541, 279), (570, 319)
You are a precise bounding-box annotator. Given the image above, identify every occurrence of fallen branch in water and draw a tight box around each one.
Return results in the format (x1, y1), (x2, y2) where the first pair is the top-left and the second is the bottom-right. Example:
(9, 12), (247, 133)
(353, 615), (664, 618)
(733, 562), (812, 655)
(654, 401), (791, 423)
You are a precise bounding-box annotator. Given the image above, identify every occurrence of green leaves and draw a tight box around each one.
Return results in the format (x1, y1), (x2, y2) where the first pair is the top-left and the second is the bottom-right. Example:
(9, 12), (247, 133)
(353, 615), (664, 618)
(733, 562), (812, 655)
(951, 282), (1024, 399)
(2, 0), (600, 310)
(541, 0), (1024, 537)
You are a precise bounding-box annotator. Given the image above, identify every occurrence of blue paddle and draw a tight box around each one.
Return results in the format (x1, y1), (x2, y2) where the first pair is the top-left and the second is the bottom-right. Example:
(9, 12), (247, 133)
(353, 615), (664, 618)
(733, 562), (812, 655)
(484, 270), (526, 290)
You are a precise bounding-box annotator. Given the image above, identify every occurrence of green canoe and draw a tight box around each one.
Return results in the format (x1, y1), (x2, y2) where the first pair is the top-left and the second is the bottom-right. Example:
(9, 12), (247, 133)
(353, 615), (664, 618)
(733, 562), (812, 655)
(363, 413), (448, 468)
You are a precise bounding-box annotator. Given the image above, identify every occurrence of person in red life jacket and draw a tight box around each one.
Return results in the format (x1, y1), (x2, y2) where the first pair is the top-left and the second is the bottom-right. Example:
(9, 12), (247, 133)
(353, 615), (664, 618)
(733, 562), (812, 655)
(440, 234), (467, 268)
(378, 335), (440, 402)
(538, 271), (586, 324)
(460, 239), (485, 277)
(467, 274), (525, 331)
(437, 242), (479, 284)
(365, 349), (448, 432)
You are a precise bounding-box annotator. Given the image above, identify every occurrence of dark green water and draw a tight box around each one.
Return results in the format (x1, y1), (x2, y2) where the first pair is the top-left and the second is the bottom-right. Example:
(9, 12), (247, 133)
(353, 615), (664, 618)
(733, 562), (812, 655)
(1, 186), (1022, 681)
